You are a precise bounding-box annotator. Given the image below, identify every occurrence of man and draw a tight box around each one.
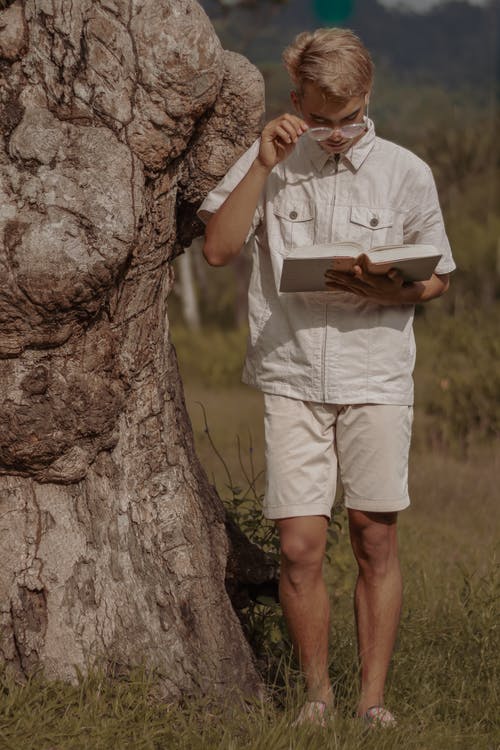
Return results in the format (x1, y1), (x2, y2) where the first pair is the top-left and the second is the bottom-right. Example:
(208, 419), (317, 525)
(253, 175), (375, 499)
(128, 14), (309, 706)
(198, 28), (455, 728)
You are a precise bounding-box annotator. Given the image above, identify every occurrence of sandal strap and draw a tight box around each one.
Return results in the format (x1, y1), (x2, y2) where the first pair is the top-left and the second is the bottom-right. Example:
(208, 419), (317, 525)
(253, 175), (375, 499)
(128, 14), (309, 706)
(363, 705), (396, 726)
(291, 700), (328, 728)
(303, 700), (327, 715)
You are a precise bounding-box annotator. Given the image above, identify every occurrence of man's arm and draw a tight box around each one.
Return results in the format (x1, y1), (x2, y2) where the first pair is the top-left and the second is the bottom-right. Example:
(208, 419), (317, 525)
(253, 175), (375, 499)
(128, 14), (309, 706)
(203, 113), (308, 267)
(203, 159), (271, 266)
(325, 260), (450, 306)
(397, 272), (450, 303)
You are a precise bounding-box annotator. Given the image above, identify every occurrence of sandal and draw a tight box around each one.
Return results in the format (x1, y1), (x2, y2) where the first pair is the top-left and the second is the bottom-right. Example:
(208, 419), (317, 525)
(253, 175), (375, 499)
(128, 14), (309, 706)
(362, 705), (397, 727)
(291, 700), (328, 728)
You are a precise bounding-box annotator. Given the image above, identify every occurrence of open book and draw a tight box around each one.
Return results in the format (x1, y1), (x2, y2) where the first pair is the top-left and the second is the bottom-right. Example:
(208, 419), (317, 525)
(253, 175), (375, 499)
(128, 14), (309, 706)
(279, 242), (443, 293)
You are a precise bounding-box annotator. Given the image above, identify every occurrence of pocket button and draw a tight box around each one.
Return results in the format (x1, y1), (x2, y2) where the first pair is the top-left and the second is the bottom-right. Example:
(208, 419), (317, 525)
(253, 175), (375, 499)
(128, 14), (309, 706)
(289, 210), (298, 220)
(370, 216), (379, 227)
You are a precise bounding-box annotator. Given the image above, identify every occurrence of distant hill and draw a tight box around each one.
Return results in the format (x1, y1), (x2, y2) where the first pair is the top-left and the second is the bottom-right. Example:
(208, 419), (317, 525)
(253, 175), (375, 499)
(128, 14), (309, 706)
(199, 0), (498, 93)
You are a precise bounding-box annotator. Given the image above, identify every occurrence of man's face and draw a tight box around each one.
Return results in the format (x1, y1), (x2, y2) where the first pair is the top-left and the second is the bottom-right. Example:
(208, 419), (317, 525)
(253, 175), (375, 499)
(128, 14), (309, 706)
(292, 82), (369, 155)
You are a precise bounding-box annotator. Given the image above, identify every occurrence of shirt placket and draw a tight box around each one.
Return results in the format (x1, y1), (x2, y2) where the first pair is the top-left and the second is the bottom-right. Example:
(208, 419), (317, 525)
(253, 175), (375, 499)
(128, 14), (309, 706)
(320, 155), (340, 402)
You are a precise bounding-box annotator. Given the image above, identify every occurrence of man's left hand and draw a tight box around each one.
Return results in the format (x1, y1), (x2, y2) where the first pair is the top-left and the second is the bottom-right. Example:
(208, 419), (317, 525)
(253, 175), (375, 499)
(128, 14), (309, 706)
(325, 254), (405, 305)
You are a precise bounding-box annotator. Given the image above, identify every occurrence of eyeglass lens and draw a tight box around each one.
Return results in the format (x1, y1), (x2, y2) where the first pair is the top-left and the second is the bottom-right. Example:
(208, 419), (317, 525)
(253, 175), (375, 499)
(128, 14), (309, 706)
(306, 120), (367, 142)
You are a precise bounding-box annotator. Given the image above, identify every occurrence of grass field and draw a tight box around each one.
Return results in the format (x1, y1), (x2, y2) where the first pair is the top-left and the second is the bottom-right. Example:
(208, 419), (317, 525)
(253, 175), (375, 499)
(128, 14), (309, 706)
(1, 325), (498, 749)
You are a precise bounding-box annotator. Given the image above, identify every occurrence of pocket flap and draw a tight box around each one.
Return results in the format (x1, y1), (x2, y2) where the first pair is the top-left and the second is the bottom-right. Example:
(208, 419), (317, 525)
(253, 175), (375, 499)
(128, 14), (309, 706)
(273, 196), (315, 222)
(350, 206), (394, 230)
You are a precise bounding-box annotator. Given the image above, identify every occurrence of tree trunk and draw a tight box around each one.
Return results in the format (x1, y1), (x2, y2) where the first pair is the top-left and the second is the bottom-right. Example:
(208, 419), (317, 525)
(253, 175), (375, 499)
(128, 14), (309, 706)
(0, 0), (275, 702)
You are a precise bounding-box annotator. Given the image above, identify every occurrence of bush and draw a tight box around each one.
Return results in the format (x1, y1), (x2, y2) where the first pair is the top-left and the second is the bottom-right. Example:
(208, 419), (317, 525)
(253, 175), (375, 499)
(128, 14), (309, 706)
(414, 306), (500, 454)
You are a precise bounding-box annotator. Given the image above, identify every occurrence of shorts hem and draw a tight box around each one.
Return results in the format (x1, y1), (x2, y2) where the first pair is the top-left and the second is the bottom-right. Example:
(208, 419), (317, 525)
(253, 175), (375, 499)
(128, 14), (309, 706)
(263, 504), (332, 520)
(344, 496), (410, 513)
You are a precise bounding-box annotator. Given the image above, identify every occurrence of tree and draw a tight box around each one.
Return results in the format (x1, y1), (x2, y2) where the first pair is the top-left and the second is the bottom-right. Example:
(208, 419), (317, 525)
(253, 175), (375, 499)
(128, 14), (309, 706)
(0, 0), (276, 703)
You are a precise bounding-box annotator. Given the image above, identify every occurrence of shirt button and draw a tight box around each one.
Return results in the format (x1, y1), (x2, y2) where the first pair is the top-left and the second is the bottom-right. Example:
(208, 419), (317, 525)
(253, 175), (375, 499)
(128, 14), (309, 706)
(289, 210), (298, 220)
(370, 216), (379, 227)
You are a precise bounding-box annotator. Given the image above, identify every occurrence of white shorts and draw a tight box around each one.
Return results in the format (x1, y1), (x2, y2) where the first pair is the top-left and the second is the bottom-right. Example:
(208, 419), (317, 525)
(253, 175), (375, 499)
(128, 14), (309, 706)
(263, 394), (413, 519)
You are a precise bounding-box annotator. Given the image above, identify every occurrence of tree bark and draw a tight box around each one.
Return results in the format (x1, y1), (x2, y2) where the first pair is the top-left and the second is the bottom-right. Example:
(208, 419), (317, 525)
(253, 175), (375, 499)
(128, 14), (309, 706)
(0, 0), (275, 702)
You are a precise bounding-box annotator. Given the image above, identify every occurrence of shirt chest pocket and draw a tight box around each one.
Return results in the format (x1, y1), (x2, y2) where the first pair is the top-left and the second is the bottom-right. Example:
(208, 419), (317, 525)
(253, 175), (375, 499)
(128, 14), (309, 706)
(271, 196), (316, 256)
(348, 206), (402, 249)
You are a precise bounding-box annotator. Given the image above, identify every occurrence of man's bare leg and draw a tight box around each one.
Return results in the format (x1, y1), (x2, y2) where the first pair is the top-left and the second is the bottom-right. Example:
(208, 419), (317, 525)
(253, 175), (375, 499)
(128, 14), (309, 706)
(275, 515), (334, 706)
(348, 509), (402, 716)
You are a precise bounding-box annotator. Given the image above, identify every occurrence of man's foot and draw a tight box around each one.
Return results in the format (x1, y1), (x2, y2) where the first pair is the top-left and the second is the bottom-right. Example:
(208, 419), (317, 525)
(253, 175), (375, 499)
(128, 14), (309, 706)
(361, 705), (397, 728)
(291, 700), (328, 728)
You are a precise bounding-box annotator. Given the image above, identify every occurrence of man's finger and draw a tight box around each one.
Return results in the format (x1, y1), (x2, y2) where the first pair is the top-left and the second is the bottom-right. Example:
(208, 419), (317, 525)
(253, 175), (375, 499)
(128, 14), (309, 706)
(387, 268), (404, 286)
(325, 280), (348, 291)
(352, 263), (364, 278)
(325, 270), (356, 281)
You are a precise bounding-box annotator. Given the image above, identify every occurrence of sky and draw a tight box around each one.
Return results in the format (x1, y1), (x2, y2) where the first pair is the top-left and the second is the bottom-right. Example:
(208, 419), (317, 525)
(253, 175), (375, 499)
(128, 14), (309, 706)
(378, 0), (490, 11)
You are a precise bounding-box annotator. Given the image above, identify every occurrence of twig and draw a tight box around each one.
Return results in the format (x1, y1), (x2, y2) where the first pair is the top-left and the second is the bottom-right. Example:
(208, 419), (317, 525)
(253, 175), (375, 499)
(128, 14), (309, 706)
(195, 401), (234, 494)
(236, 434), (263, 501)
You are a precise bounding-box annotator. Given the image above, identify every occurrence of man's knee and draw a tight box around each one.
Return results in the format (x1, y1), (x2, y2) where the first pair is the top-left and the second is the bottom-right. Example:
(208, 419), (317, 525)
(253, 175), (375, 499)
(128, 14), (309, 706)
(348, 509), (399, 577)
(276, 515), (328, 584)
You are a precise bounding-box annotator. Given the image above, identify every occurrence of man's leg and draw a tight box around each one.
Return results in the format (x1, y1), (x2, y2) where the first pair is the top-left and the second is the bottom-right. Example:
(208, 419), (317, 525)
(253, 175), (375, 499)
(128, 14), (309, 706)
(275, 514), (334, 707)
(348, 509), (402, 716)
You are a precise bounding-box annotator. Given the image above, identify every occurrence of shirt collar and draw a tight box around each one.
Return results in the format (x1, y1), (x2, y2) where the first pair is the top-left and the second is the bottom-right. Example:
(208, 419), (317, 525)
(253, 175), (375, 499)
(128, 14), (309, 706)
(305, 118), (377, 173)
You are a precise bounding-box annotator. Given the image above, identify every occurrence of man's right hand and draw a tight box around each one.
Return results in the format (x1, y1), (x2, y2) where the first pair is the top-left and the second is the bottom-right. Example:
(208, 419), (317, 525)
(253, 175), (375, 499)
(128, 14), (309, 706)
(204, 114), (308, 266)
(257, 114), (309, 170)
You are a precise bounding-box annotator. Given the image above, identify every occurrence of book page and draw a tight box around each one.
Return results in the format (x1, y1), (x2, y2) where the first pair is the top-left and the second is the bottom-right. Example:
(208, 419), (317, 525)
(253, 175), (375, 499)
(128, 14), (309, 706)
(287, 242), (362, 260)
(368, 244), (439, 261)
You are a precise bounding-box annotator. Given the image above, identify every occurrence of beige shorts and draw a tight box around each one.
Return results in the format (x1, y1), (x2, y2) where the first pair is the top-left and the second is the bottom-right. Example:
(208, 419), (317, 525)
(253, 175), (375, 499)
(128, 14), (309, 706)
(263, 394), (413, 519)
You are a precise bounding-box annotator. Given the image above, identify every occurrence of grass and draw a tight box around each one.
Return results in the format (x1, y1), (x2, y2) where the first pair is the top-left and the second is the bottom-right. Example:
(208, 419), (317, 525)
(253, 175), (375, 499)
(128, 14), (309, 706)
(1, 523), (498, 749)
(1, 324), (498, 749)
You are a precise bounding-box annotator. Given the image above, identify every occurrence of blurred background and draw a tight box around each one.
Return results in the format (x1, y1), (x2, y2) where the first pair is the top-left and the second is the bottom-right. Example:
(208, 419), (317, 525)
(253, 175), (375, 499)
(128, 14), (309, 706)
(170, 0), (499, 500)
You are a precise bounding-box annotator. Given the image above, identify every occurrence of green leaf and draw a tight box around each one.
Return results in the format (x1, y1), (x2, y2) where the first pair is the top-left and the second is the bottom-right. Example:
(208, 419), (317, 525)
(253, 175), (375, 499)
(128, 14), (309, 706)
(255, 595), (280, 608)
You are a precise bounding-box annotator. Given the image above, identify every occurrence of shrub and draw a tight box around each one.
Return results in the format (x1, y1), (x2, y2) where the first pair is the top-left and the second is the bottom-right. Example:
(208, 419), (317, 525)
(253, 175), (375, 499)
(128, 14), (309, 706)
(414, 307), (500, 454)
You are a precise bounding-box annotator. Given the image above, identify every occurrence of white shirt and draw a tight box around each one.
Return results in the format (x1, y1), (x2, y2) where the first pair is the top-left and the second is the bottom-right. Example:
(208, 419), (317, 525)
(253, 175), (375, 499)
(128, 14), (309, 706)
(198, 120), (455, 405)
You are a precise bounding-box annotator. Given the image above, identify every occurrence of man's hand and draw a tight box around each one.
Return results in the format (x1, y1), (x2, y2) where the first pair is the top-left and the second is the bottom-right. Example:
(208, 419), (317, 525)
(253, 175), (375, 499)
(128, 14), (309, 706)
(325, 254), (406, 305)
(257, 114), (309, 171)
(325, 254), (450, 305)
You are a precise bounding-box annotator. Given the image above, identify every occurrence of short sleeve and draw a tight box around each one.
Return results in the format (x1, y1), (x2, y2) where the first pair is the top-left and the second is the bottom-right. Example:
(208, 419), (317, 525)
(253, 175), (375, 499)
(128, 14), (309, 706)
(197, 139), (264, 241)
(403, 164), (456, 275)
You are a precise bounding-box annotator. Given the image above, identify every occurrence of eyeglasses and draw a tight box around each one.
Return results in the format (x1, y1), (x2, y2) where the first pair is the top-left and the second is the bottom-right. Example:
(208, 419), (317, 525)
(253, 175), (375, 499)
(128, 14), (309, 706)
(304, 104), (370, 142)
(306, 119), (368, 142)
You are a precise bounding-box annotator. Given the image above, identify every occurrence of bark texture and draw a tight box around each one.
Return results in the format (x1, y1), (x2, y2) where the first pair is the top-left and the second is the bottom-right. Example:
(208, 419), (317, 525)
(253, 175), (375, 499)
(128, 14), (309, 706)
(0, 0), (273, 701)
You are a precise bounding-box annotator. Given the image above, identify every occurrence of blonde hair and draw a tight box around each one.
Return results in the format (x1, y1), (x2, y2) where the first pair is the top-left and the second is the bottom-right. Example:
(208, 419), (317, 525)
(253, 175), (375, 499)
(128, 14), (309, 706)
(282, 28), (374, 102)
